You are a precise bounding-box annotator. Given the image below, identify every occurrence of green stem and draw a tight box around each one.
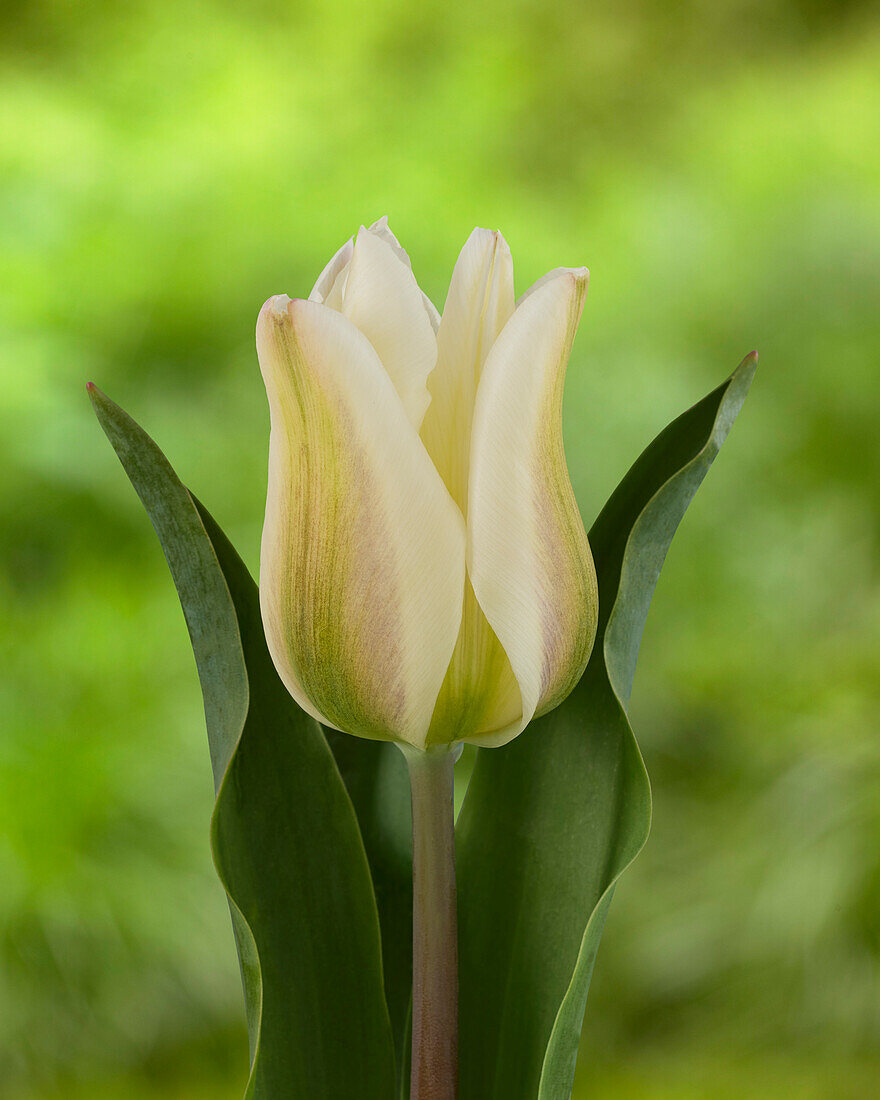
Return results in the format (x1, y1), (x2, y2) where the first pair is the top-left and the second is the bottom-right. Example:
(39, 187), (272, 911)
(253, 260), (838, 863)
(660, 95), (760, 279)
(405, 747), (458, 1100)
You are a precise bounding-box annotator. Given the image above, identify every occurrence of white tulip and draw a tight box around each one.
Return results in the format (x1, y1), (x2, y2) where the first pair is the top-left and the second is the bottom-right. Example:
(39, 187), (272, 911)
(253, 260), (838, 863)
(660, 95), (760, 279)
(257, 218), (598, 751)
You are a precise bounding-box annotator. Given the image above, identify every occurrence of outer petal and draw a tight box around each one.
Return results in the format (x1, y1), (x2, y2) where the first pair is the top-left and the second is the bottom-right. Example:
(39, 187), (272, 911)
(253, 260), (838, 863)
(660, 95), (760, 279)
(514, 265), (577, 308)
(257, 295), (466, 749)
(467, 267), (598, 747)
(421, 229), (522, 744)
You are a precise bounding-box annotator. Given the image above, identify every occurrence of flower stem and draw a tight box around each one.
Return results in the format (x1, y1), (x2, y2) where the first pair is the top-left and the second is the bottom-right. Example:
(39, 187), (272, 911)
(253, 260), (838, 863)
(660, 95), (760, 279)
(405, 747), (458, 1100)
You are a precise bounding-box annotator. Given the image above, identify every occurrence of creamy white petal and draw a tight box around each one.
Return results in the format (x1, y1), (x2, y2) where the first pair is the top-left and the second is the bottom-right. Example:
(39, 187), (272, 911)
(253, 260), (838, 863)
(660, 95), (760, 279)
(515, 265), (577, 308)
(466, 267), (598, 747)
(309, 237), (353, 304)
(312, 219), (440, 333)
(257, 295), (466, 749)
(421, 291), (441, 334)
(421, 229), (522, 745)
(367, 217), (440, 331)
(367, 215), (412, 267)
(307, 222), (407, 308)
(335, 226), (437, 429)
(421, 228), (515, 509)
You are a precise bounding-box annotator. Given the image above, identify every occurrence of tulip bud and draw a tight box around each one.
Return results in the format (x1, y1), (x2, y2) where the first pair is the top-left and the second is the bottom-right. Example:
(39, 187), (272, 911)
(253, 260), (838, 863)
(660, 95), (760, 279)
(257, 219), (598, 750)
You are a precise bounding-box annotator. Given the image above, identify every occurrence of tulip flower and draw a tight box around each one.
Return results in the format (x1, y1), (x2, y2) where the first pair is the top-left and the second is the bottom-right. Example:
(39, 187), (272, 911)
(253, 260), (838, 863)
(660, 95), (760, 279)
(257, 219), (598, 1098)
(256, 218), (598, 753)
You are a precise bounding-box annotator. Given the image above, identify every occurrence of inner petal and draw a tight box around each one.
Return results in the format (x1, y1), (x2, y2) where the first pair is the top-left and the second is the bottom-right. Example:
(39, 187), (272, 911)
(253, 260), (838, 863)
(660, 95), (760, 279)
(421, 229), (522, 743)
(337, 226), (437, 429)
(426, 577), (522, 745)
(421, 228), (516, 512)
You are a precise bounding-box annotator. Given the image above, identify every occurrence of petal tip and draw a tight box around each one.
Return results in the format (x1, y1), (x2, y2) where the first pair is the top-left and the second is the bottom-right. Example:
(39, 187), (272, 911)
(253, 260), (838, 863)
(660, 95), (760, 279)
(469, 226), (510, 251)
(260, 294), (293, 322)
(560, 266), (589, 291)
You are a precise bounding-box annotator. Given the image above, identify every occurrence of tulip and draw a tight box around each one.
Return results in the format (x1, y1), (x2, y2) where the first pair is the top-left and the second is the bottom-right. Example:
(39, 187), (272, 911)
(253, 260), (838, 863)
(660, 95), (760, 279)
(256, 218), (598, 754)
(257, 219), (599, 1100)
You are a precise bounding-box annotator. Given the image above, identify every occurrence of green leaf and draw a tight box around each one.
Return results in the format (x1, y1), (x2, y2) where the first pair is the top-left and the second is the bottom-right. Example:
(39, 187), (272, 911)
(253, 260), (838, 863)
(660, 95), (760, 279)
(323, 730), (413, 1082)
(455, 353), (757, 1100)
(89, 386), (398, 1100)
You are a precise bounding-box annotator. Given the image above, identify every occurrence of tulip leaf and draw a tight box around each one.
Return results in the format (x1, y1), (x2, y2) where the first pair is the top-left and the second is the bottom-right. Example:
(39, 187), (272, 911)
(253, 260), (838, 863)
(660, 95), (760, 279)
(323, 729), (413, 1080)
(89, 386), (398, 1100)
(455, 353), (757, 1100)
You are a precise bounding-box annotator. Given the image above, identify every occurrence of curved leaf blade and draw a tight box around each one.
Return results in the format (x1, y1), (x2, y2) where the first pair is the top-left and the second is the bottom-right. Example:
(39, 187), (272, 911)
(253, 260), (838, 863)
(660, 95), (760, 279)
(598, 354), (758, 707)
(455, 354), (757, 1100)
(324, 729), (413, 1081)
(89, 386), (398, 1100)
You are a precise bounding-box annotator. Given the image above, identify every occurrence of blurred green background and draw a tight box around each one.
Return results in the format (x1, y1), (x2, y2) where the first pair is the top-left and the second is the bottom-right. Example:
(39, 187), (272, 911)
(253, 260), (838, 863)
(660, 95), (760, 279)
(2, 0), (879, 1097)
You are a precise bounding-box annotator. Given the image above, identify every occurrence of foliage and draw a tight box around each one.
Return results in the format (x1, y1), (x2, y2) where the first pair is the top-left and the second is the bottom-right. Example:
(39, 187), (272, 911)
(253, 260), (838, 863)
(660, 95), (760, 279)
(86, 355), (751, 1097)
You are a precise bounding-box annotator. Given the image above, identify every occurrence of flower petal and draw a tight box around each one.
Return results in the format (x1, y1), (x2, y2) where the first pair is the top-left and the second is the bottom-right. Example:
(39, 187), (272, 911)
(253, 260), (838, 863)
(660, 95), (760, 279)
(467, 268), (598, 747)
(421, 229), (521, 745)
(309, 237), (353, 304)
(515, 265), (577, 308)
(366, 216), (441, 331)
(366, 215), (412, 268)
(257, 295), (466, 749)
(312, 219), (440, 336)
(421, 228), (515, 510)
(333, 226), (437, 429)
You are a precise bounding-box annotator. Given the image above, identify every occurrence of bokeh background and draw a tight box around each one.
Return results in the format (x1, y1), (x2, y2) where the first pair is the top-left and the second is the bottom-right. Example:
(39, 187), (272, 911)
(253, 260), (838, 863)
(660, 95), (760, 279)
(2, 0), (879, 1097)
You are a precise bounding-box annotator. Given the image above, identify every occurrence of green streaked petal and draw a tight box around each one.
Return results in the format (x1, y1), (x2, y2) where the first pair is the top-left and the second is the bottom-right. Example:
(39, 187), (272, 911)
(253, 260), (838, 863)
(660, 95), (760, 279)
(257, 295), (466, 749)
(466, 267), (598, 747)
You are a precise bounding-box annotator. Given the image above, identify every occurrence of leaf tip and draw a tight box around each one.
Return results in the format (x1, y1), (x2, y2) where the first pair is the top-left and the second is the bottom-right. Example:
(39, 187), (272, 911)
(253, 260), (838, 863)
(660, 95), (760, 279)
(731, 349), (759, 389)
(86, 384), (117, 434)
